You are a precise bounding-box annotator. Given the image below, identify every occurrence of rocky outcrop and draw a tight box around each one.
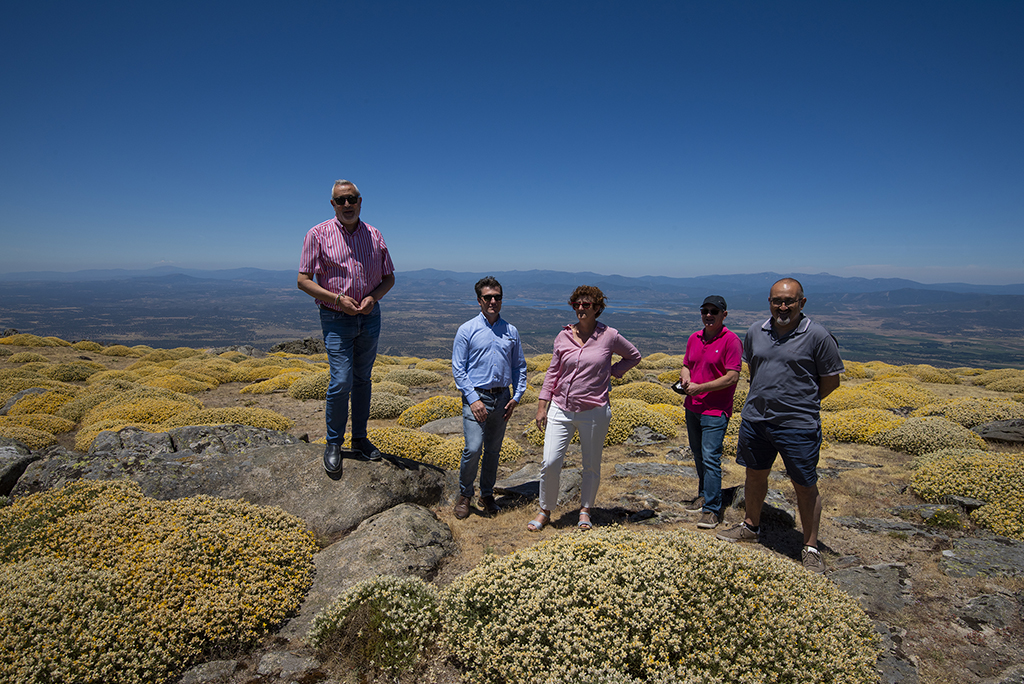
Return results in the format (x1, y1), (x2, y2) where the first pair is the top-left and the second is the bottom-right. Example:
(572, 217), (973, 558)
(973, 419), (1024, 443)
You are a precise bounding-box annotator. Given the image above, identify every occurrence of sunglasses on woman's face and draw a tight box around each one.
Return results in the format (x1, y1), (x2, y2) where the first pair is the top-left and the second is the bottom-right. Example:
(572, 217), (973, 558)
(571, 301), (595, 310)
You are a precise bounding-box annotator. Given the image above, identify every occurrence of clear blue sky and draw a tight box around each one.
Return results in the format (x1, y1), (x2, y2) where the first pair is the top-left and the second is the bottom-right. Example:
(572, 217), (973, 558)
(2, 1), (1022, 284)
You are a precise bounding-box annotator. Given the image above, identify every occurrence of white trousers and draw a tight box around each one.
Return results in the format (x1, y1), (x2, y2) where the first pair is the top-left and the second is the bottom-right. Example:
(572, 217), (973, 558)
(540, 403), (612, 511)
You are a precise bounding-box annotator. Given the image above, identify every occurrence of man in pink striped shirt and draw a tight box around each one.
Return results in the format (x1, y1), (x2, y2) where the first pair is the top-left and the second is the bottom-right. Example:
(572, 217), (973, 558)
(298, 179), (395, 477)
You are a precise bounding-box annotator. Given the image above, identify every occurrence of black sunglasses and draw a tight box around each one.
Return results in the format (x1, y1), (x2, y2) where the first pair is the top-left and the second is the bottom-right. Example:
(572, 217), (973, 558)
(700, 308), (721, 316)
(480, 294), (502, 302)
(332, 194), (361, 205)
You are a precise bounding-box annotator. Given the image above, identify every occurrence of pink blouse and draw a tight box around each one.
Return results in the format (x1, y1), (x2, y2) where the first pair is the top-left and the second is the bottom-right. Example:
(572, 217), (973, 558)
(539, 322), (642, 412)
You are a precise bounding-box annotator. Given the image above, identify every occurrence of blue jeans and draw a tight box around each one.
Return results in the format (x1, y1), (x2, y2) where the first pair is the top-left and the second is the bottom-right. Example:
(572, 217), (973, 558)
(320, 303), (381, 445)
(459, 388), (510, 499)
(685, 410), (730, 515)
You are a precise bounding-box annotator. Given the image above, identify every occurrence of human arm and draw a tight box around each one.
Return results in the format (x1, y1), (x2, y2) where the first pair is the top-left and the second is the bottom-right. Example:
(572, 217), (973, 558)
(297, 272), (361, 314)
(818, 374), (840, 400)
(535, 399), (549, 430)
(609, 334), (642, 378)
(684, 369), (740, 396)
(451, 322), (485, 420)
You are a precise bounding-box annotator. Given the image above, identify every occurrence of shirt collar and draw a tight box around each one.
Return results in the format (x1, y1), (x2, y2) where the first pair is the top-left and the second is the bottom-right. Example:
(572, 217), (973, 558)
(761, 315), (810, 338)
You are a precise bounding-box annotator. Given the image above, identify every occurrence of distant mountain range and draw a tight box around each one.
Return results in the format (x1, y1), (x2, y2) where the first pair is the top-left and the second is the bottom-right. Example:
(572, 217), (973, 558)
(3, 265), (1023, 296)
(2, 266), (1022, 367)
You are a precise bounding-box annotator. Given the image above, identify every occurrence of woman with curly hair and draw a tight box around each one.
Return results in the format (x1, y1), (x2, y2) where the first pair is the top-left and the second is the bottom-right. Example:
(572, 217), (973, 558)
(528, 285), (642, 531)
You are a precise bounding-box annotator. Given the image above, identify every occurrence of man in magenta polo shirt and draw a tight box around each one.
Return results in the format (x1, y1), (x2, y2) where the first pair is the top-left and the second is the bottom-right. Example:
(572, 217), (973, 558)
(679, 295), (743, 529)
(298, 179), (395, 478)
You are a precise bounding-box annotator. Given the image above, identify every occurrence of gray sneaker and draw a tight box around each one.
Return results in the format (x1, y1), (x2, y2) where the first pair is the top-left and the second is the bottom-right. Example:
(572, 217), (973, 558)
(696, 511), (720, 529)
(684, 496), (705, 513)
(716, 522), (759, 543)
(802, 546), (826, 574)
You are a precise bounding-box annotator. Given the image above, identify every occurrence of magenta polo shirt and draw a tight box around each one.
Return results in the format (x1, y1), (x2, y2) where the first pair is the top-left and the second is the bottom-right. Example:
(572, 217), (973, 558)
(540, 322), (642, 412)
(299, 219), (394, 312)
(683, 325), (743, 417)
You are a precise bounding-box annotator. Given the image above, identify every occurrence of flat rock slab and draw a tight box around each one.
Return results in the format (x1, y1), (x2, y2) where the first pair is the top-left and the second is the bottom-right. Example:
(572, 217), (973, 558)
(973, 419), (1024, 443)
(495, 463), (581, 506)
(419, 416), (464, 435)
(612, 463), (697, 478)
(13, 426), (449, 540)
(279, 502), (455, 641)
(832, 516), (949, 540)
(942, 537), (1024, 578)
(830, 563), (913, 615)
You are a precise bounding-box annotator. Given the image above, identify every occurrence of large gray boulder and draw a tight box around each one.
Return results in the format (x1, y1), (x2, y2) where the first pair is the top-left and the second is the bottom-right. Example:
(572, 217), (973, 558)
(12, 425), (452, 540)
(279, 502), (456, 641)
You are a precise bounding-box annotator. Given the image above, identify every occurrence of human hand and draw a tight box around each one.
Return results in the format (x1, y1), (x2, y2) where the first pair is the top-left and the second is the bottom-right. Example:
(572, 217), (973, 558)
(535, 405), (547, 431)
(470, 400), (488, 423)
(503, 398), (519, 421)
(354, 296), (376, 315)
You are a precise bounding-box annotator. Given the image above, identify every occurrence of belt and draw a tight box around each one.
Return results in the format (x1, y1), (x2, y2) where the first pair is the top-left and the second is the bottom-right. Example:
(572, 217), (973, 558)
(475, 386), (507, 395)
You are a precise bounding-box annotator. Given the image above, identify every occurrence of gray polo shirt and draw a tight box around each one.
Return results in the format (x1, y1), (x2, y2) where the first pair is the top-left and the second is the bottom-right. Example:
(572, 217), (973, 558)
(741, 315), (844, 430)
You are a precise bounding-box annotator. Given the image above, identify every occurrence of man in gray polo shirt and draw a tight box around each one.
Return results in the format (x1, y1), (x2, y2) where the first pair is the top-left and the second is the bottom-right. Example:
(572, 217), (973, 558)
(716, 278), (843, 574)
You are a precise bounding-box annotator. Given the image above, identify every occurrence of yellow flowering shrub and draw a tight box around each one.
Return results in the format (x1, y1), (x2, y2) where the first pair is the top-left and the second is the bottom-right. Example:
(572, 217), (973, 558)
(307, 575), (440, 678)
(373, 380), (410, 396)
(0, 414), (75, 435)
(656, 370), (681, 384)
(162, 407), (294, 431)
(649, 403), (687, 425)
(821, 386), (896, 412)
(7, 388), (79, 416)
(168, 358), (237, 384)
(398, 395), (463, 428)
(96, 344), (146, 357)
(518, 386), (539, 404)
(370, 392), (416, 420)
(421, 435), (523, 470)
(0, 480), (316, 684)
(902, 364), (959, 384)
(526, 354), (553, 372)
(732, 386), (747, 415)
(287, 371), (330, 400)
(239, 372), (306, 394)
(85, 369), (142, 385)
(609, 367), (646, 386)
(0, 424), (56, 449)
(528, 399), (677, 447)
(609, 381), (683, 406)
(840, 361), (871, 380)
(71, 340), (104, 352)
(8, 352), (50, 363)
(861, 381), (936, 409)
(56, 382), (138, 422)
(875, 417), (988, 456)
(441, 528), (877, 684)
(415, 359), (449, 372)
(140, 374), (215, 394)
(529, 371), (548, 387)
(38, 362), (106, 382)
(637, 352), (671, 369)
(345, 427), (443, 461)
(972, 368), (1023, 387)
(379, 369), (446, 387)
(987, 375), (1024, 393)
(84, 397), (202, 427)
(821, 409), (905, 444)
(911, 397), (1024, 428)
(910, 448), (1024, 540)
(0, 334), (70, 347)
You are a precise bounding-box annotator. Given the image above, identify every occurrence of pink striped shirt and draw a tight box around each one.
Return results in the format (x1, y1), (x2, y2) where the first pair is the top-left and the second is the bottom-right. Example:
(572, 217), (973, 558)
(299, 219), (395, 311)
(539, 322), (642, 412)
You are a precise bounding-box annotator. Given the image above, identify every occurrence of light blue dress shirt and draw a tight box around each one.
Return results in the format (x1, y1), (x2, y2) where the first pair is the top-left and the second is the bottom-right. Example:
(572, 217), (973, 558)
(452, 313), (528, 405)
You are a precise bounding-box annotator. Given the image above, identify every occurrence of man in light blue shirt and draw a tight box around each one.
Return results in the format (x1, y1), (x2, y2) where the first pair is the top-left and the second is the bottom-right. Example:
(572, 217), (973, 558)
(451, 276), (528, 520)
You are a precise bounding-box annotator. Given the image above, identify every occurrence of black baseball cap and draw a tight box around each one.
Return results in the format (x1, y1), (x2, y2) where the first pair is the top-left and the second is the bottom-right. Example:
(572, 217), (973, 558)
(702, 295), (728, 311)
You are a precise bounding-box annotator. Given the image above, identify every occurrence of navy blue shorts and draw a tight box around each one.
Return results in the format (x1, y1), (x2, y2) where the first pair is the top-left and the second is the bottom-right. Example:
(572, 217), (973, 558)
(737, 420), (821, 487)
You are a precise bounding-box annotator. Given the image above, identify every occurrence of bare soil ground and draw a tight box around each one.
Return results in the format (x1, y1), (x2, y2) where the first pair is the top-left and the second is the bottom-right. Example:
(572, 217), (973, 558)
(4, 345), (1023, 684)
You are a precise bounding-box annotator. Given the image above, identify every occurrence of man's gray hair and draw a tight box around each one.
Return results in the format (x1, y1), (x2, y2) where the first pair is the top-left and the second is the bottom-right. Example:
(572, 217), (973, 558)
(331, 179), (360, 197)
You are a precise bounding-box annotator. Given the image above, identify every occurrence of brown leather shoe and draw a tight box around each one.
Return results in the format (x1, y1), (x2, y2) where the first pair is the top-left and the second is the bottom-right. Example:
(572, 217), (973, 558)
(480, 495), (501, 516)
(453, 495), (471, 520)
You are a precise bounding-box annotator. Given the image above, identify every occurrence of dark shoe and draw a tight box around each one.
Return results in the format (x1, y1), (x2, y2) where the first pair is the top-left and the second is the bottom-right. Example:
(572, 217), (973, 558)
(802, 546), (826, 574)
(480, 495), (501, 516)
(453, 495), (471, 520)
(696, 511), (721, 529)
(684, 496), (705, 513)
(323, 444), (343, 477)
(352, 437), (382, 461)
